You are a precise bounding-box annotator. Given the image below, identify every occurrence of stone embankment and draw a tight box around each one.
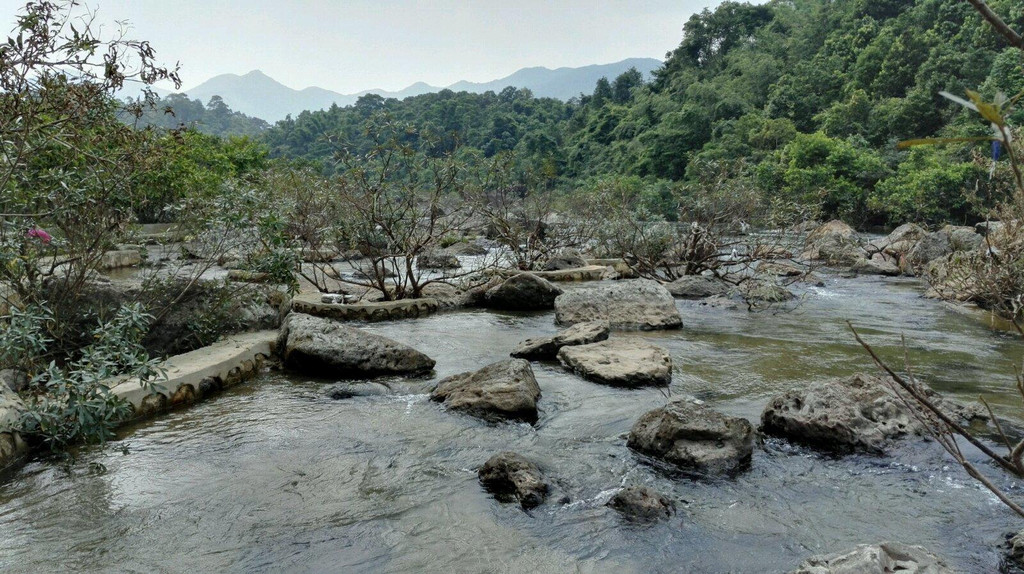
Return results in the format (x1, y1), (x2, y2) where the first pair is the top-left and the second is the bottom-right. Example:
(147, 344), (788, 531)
(0, 331), (276, 472)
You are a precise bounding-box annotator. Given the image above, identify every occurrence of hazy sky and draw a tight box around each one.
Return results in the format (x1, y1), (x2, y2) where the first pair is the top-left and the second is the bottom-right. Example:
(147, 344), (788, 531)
(0, 1), (726, 93)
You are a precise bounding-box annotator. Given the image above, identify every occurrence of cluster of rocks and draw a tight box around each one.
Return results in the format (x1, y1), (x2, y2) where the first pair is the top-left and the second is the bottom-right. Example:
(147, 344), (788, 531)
(800, 219), (991, 291)
(272, 261), (971, 564)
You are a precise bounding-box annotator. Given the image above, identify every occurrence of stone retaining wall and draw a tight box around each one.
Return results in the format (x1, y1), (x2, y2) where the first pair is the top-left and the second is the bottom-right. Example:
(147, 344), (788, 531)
(291, 292), (439, 322)
(0, 330), (276, 473)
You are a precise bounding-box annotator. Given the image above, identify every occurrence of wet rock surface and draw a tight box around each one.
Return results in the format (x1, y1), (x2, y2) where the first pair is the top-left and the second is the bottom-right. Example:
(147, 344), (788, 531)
(478, 451), (548, 509)
(279, 313), (436, 378)
(607, 486), (674, 522)
(628, 400), (755, 476)
(758, 373), (983, 452)
(484, 273), (563, 310)
(558, 338), (672, 387)
(788, 542), (953, 574)
(430, 358), (541, 423)
(542, 250), (587, 271)
(511, 320), (610, 360)
(554, 279), (683, 330)
(665, 275), (731, 299)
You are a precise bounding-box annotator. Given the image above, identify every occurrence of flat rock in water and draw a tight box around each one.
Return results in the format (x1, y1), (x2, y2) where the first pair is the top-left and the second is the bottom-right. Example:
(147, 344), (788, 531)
(628, 400), (754, 476)
(665, 276), (730, 299)
(484, 273), (563, 310)
(554, 279), (682, 330)
(511, 320), (610, 360)
(607, 486), (674, 522)
(478, 451), (548, 509)
(787, 542), (953, 574)
(558, 338), (671, 387)
(430, 358), (541, 423)
(279, 313), (435, 378)
(760, 374), (924, 452)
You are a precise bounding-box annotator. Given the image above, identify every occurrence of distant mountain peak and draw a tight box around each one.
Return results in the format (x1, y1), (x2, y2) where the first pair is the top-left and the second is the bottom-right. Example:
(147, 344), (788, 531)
(171, 58), (662, 122)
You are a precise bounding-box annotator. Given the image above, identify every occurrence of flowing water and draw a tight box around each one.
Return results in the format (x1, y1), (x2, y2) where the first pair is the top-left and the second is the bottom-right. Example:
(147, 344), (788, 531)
(1, 274), (1023, 573)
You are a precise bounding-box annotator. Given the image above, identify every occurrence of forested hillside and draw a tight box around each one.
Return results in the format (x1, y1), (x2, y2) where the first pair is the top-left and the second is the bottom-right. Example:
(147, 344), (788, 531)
(261, 0), (1024, 228)
(132, 93), (271, 137)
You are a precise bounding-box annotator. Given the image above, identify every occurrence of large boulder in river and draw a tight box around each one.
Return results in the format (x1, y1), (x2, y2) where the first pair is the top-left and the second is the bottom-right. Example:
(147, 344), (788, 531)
(484, 273), (563, 310)
(558, 338), (672, 387)
(944, 224), (984, 252)
(430, 358), (541, 423)
(607, 486), (674, 522)
(511, 320), (610, 360)
(802, 220), (865, 265)
(554, 279), (682, 331)
(788, 542), (953, 574)
(760, 374), (923, 452)
(665, 275), (730, 299)
(866, 223), (927, 258)
(478, 451), (548, 509)
(628, 400), (755, 476)
(279, 313), (435, 378)
(905, 231), (952, 271)
(542, 250), (587, 271)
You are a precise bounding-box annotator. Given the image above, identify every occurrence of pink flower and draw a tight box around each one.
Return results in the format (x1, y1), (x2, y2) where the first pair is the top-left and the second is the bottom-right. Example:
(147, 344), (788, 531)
(26, 228), (52, 244)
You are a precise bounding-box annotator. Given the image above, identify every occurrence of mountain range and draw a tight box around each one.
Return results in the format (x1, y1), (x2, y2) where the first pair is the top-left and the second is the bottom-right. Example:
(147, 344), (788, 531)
(155, 58), (662, 122)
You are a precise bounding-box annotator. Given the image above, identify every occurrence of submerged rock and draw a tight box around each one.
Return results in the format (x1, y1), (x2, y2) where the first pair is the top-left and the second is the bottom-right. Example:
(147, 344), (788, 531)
(665, 275), (730, 299)
(558, 338), (672, 387)
(430, 358), (541, 423)
(326, 381), (431, 399)
(760, 374), (922, 452)
(607, 486), (674, 522)
(484, 273), (563, 310)
(628, 400), (755, 476)
(478, 451), (548, 509)
(788, 542), (953, 574)
(279, 313), (435, 378)
(511, 320), (610, 360)
(554, 279), (682, 331)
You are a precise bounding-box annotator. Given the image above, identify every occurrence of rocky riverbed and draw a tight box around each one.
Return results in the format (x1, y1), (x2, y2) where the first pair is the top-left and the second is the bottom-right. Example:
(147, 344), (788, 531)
(0, 270), (1022, 572)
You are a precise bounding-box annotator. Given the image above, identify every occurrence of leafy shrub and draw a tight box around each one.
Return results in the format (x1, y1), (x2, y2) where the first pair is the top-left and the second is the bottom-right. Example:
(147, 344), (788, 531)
(14, 304), (164, 452)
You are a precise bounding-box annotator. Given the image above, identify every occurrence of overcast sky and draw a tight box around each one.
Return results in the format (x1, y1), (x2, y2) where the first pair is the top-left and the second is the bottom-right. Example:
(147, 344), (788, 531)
(0, 1), (727, 93)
